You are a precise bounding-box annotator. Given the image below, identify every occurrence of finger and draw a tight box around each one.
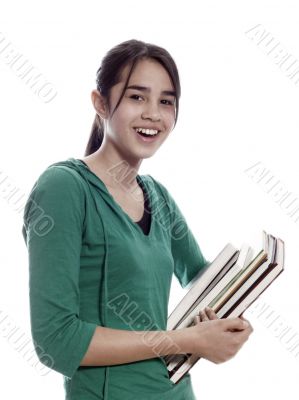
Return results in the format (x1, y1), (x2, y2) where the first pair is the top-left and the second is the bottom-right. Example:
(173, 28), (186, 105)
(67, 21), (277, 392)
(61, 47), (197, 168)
(239, 315), (252, 328)
(199, 310), (209, 321)
(205, 306), (218, 320)
(242, 318), (253, 333)
(193, 315), (201, 325)
(239, 314), (250, 323)
(225, 316), (249, 331)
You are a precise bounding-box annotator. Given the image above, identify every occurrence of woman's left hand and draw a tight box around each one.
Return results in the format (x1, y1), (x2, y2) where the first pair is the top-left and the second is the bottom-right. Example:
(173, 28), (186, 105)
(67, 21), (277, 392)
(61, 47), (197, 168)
(193, 306), (219, 325)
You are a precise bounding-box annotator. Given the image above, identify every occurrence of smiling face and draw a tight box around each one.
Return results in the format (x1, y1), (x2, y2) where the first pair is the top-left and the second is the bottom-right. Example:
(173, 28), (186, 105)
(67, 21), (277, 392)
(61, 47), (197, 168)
(93, 57), (177, 162)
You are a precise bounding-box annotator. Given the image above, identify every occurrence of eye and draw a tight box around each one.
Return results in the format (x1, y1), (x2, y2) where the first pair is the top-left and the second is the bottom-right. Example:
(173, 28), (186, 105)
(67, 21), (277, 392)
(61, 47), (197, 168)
(129, 94), (175, 106)
(161, 99), (175, 106)
(130, 94), (144, 101)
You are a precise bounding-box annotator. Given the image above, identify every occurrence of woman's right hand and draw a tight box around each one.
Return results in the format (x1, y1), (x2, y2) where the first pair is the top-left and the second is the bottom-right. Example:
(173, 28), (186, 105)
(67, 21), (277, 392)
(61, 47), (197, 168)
(185, 307), (254, 364)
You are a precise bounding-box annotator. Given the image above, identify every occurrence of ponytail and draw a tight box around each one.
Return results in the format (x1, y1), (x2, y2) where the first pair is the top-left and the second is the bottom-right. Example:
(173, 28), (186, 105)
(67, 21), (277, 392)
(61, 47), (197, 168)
(84, 114), (104, 156)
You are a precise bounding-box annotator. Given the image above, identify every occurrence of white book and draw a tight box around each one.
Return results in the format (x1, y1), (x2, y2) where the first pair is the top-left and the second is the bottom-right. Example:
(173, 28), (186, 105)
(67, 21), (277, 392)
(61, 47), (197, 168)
(165, 243), (253, 370)
(167, 243), (238, 331)
(186, 243), (253, 319)
(169, 234), (284, 384)
(217, 235), (275, 317)
(166, 233), (269, 372)
(223, 237), (284, 318)
(174, 244), (259, 331)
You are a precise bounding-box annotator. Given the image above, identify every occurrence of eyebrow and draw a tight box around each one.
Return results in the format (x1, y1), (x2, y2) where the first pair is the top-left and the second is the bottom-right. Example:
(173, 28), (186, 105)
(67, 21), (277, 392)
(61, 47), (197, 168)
(126, 85), (176, 97)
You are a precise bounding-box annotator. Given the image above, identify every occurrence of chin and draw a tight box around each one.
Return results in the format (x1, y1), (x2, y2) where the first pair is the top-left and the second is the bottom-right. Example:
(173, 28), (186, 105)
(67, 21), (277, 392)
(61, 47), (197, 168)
(138, 148), (159, 159)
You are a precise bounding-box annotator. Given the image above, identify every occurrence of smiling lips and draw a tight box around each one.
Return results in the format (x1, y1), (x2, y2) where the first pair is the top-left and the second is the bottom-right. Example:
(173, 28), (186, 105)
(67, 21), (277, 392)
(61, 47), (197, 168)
(134, 127), (160, 136)
(134, 127), (160, 142)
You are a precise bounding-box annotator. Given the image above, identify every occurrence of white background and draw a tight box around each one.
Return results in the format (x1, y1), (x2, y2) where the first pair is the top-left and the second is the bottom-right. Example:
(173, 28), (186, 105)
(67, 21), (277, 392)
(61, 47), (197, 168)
(1, 0), (298, 398)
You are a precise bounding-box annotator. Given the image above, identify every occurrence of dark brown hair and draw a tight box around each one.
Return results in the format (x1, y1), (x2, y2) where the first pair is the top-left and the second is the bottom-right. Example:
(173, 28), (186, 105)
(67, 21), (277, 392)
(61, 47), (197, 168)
(84, 39), (181, 156)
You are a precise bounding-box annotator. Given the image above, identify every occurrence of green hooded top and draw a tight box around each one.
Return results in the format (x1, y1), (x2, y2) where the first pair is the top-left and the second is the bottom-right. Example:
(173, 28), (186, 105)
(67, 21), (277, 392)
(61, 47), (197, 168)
(21, 157), (209, 400)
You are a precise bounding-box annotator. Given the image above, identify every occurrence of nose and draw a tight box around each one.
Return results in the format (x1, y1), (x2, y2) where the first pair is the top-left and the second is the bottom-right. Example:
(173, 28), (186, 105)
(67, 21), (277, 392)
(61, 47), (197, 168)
(141, 100), (161, 121)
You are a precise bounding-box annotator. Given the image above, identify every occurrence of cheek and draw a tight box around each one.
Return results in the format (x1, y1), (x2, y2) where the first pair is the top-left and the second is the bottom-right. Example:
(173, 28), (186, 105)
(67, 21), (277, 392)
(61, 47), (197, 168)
(116, 104), (139, 125)
(162, 108), (176, 128)
(110, 109), (135, 132)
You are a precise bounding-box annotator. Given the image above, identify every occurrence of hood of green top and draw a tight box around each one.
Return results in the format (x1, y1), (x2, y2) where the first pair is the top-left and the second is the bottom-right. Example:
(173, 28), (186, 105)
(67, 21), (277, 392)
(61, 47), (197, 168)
(48, 157), (112, 196)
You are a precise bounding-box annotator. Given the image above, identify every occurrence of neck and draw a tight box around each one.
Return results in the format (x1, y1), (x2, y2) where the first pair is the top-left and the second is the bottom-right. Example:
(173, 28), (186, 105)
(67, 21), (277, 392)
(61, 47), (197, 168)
(86, 142), (142, 191)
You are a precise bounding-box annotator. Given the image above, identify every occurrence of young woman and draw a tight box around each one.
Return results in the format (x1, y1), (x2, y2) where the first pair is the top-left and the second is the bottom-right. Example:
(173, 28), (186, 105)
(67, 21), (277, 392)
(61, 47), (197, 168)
(22, 39), (253, 400)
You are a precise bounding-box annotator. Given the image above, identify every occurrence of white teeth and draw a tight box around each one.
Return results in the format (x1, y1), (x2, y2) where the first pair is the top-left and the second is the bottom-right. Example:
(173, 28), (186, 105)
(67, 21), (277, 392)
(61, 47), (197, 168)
(135, 128), (159, 135)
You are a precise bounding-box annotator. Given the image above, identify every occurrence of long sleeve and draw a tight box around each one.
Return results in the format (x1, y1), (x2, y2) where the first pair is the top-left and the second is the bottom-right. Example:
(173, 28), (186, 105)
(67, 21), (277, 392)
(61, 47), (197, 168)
(148, 176), (210, 289)
(21, 166), (97, 378)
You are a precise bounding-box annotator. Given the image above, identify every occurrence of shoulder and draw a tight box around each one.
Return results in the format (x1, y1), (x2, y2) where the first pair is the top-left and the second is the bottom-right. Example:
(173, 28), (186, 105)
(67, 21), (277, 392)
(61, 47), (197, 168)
(32, 164), (85, 195)
(25, 164), (86, 216)
(23, 164), (86, 232)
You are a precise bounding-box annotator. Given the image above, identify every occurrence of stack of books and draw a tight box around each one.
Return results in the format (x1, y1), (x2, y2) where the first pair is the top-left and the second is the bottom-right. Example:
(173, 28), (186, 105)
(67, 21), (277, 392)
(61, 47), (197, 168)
(164, 230), (285, 384)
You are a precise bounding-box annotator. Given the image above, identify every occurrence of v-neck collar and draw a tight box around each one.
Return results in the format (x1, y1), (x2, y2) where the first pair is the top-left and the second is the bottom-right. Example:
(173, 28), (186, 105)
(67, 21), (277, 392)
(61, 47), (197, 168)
(75, 158), (154, 237)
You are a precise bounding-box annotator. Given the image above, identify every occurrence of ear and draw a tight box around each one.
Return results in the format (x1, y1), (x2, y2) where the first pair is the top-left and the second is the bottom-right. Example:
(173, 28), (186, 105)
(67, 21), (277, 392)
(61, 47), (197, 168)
(91, 89), (109, 119)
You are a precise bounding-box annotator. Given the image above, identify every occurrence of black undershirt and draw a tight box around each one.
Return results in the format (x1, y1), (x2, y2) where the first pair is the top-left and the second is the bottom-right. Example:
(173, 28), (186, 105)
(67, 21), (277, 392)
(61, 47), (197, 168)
(79, 160), (151, 235)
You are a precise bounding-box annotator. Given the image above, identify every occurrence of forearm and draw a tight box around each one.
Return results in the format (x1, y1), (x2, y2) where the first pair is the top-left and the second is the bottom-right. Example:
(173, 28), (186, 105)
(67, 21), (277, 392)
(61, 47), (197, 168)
(80, 326), (189, 366)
